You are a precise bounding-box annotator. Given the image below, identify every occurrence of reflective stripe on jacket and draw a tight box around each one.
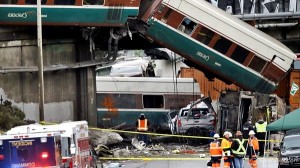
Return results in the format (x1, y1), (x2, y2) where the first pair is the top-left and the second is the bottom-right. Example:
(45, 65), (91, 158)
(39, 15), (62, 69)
(255, 122), (267, 133)
(232, 139), (246, 156)
(137, 119), (148, 131)
(210, 140), (222, 157)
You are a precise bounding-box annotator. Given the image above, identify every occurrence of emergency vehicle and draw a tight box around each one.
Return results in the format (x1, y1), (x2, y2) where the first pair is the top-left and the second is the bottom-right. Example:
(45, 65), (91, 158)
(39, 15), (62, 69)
(0, 121), (97, 168)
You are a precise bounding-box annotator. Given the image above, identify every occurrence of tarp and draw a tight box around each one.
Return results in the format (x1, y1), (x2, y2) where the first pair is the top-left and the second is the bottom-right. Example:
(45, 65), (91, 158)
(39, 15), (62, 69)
(266, 108), (300, 131)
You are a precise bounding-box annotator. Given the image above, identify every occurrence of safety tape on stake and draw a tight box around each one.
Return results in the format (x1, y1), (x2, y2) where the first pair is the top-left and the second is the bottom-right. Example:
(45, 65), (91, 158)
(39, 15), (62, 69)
(39, 121), (281, 142)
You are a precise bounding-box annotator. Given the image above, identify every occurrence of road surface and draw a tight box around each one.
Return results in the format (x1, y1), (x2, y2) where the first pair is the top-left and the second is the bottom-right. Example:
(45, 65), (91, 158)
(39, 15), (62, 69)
(101, 157), (278, 168)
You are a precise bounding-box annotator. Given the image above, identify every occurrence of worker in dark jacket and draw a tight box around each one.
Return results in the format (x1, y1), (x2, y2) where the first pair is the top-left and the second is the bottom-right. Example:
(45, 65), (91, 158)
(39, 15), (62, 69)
(136, 113), (149, 144)
(242, 119), (254, 139)
(231, 131), (246, 168)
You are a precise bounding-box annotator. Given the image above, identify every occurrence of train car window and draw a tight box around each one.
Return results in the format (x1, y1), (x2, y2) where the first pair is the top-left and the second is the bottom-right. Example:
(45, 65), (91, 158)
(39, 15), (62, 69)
(162, 8), (173, 21)
(178, 17), (197, 35)
(213, 36), (232, 54)
(54, 0), (75, 5)
(143, 95), (164, 108)
(158, 4), (165, 13)
(248, 56), (267, 73)
(0, 0), (18, 4)
(25, 0), (46, 4)
(195, 27), (215, 45)
(84, 0), (104, 5)
(230, 46), (249, 64)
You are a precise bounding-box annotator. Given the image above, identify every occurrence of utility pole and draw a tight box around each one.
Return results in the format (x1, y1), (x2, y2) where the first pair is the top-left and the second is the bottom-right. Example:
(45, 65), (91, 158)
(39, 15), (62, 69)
(37, 0), (44, 121)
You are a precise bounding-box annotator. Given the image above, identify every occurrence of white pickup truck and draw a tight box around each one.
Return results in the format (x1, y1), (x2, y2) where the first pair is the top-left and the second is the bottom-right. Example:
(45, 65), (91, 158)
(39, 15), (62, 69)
(169, 98), (216, 140)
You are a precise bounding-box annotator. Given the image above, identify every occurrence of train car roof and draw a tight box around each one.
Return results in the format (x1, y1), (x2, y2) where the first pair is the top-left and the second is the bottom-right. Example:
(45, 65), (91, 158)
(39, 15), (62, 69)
(96, 76), (197, 83)
(96, 77), (201, 94)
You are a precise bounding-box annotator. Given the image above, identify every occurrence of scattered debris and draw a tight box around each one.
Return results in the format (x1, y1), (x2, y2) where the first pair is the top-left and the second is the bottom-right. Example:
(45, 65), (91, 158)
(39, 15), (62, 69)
(89, 130), (123, 146)
(113, 149), (131, 158)
(131, 138), (146, 150)
(103, 162), (123, 168)
(95, 144), (113, 157)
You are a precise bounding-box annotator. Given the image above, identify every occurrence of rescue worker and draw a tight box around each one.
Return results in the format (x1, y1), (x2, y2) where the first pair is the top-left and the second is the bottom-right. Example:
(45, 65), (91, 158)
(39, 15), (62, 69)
(209, 133), (222, 168)
(231, 131), (246, 168)
(242, 118), (254, 139)
(248, 130), (259, 168)
(228, 132), (235, 168)
(255, 116), (267, 156)
(221, 131), (231, 168)
(136, 113), (149, 144)
(242, 118), (254, 157)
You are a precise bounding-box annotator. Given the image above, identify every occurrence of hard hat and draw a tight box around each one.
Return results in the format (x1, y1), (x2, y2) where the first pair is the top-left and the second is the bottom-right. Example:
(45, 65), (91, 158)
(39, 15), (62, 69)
(228, 132), (233, 138)
(235, 131), (242, 136)
(249, 130), (255, 135)
(223, 131), (229, 136)
(213, 134), (220, 138)
(140, 113), (145, 116)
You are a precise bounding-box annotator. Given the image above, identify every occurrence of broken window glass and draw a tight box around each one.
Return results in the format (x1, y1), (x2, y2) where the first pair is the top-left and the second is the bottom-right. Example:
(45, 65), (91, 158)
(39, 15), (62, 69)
(178, 17), (197, 35)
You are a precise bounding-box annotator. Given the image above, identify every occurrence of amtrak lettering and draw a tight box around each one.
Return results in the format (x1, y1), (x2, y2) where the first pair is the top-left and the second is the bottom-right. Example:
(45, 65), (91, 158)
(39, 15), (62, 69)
(8, 12), (48, 18)
(11, 141), (33, 147)
(196, 51), (209, 61)
(8, 13), (28, 18)
(11, 162), (35, 168)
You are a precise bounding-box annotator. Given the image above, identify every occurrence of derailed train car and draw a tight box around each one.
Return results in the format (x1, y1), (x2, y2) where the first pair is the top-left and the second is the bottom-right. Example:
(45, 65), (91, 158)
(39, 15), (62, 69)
(216, 90), (286, 135)
(138, 0), (296, 93)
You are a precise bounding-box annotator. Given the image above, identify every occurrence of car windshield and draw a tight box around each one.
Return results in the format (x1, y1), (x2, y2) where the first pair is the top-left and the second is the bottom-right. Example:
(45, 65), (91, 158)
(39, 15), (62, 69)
(181, 108), (209, 117)
(283, 136), (300, 149)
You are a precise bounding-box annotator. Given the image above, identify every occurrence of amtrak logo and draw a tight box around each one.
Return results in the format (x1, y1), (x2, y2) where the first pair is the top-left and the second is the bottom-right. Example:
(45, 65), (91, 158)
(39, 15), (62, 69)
(8, 13), (28, 18)
(196, 51), (209, 61)
(7, 12), (47, 18)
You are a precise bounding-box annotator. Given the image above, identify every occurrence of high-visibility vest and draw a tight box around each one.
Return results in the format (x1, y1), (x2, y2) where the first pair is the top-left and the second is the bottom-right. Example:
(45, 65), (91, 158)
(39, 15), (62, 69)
(232, 139), (246, 155)
(137, 119), (148, 131)
(210, 140), (222, 157)
(255, 122), (267, 133)
(221, 138), (231, 155)
(248, 137), (259, 150)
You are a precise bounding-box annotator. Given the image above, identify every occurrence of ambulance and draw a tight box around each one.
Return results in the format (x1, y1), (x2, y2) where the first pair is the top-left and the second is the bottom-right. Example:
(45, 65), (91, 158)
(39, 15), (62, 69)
(0, 121), (98, 168)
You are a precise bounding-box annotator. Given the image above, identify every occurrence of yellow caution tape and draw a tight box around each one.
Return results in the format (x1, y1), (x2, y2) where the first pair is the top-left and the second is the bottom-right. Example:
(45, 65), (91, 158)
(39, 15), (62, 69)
(89, 127), (215, 140)
(40, 121), (281, 142)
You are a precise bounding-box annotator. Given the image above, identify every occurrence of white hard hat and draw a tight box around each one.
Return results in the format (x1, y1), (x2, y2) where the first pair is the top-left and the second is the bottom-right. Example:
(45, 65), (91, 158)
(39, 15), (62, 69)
(223, 131), (229, 136)
(213, 134), (220, 138)
(228, 132), (233, 137)
(249, 130), (255, 135)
